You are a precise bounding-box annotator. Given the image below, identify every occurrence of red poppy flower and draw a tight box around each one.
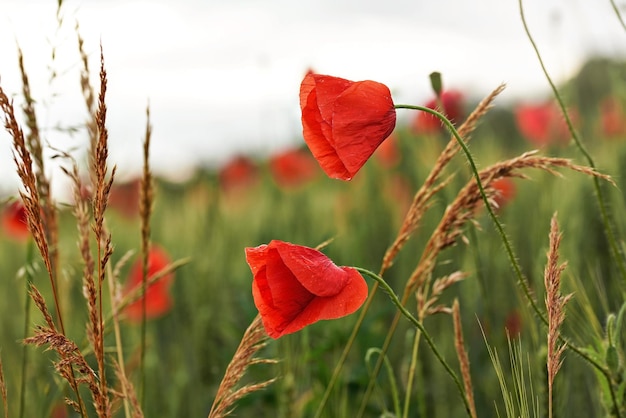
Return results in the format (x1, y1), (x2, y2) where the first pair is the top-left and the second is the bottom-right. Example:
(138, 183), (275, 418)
(299, 73), (396, 181)
(245, 240), (368, 338)
(269, 148), (319, 188)
(1, 200), (30, 241)
(490, 178), (516, 209)
(374, 132), (400, 168)
(505, 309), (522, 339)
(515, 102), (570, 146)
(600, 96), (626, 138)
(219, 155), (259, 194)
(411, 90), (464, 134)
(109, 179), (141, 219)
(123, 246), (174, 322)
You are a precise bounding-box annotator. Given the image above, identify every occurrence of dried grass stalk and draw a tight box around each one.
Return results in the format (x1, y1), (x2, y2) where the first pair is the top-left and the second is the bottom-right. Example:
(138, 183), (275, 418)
(0, 85), (59, 314)
(452, 300), (477, 418)
(381, 83), (506, 273)
(406, 150), (611, 313)
(28, 283), (56, 330)
(89, 45), (115, 417)
(76, 22), (97, 162)
(18, 47), (60, 285)
(24, 326), (111, 417)
(419, 272), (466, 316)
(208, 315), (277, 418)
(544, 213), (571, 418)
(113, 360), (144, 418)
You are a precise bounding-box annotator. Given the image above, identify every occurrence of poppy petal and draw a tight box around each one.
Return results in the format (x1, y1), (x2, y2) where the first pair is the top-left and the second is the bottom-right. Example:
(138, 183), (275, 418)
(272, 240), (347, 297)
(300, 74), (396, 180)
(332, 81), (396, 176)
(300, 77), (352, 179)
(246, 240), (369, 338)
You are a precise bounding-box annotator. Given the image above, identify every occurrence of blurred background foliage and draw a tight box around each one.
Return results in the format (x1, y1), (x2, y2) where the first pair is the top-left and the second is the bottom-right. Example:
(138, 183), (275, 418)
(0, 57), (626, 417)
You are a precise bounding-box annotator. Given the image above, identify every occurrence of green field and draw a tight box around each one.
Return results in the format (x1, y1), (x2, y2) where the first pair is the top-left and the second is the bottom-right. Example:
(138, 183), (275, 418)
(1, 9), (626, 418)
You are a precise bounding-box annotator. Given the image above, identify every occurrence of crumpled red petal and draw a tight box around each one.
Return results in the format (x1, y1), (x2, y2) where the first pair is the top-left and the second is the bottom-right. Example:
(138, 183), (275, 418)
(300, 73), (396, 181)
(331, 81), (396, 176)
(246, 240), (368, 338)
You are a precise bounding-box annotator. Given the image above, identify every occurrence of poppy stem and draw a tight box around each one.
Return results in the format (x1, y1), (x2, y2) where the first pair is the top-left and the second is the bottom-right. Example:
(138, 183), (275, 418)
(519, 1), (623, 414)
(398, 103), (545, 311)
(395, 102), (619, 415)
(354, 267), (471, 417)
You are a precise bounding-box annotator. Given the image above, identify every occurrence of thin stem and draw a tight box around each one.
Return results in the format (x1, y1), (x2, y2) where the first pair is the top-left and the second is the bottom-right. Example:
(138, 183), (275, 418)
(356, 299), (406, 418)
(518, 0), (626, 286)
(354, 267), (471, 417)
(610, 0), (626, 33)
(519, 2), (624, 415)
(396, 102), (622, 418)
(402, 329), (421, 418)
(19, 240), (34, 418)
(396, 103), (545, 320)
(106, 262), (131, 418)
(312, 282), (380, 418)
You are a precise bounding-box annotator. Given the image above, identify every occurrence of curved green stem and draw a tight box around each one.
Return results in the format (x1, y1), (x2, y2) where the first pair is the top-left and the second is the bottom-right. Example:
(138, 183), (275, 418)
(519, 2), (624, 415)
(519, 0), (626, 288)
(395, 102), (621, 417)
(610, 0), (626, 33)
(355, 267), (471, 417)
(403, 329), (421, 418)
(313, 282), (381, 418)
(395, 103), (545, 322)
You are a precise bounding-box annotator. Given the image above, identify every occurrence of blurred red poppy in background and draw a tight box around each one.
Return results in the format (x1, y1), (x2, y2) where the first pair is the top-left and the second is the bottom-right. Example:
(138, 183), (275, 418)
(1, 199), (30, 241)
(490, 178), (516, 209)
(269, 148), (318, 189)
(505, 309), (522, 339)
(600, 96), (626, 138)
(515, 102), (571, 146)
(124, 246), (174, 322)
(299, 73), (396, 181)
(374, 132), (400, 168)
(411, 90), (464, 134)
(245, 240), (368, 338)
(108, 179), (141, 219)
(219, 155), (259, 195)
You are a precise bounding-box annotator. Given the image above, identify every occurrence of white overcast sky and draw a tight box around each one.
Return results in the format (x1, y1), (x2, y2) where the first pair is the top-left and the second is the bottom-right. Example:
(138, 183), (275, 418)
(0, 0), (625, 194)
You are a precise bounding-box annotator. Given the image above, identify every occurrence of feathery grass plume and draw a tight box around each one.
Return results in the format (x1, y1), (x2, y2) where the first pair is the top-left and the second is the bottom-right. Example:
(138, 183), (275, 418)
(0, 85), (58, 321)
(113, 360), (144, 418)
(406, 150), (612, 303)
(381, 83), (506, 274)
(0, 82), (89, 413)
(452, 300), (477, 418)
(90, 45), (115, 417)
(543, 214), (572, 418)
(208, 315), (277, 418)
(18, 47), (61, 289)
(374, 150), (611, 417)
(343, 85), (508, 418)
(138, 105), (154, 407)
(76, 22), (98, 179)
(24, 326), (110, 416)
(59, 151), (111, 412)
(519, 0), (626, 286)
(0, 351), (7, 418)
(27, 283), (89, 414)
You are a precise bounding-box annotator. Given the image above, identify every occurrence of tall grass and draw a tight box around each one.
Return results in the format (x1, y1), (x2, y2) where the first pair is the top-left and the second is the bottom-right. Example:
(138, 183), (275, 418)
(0, 3), (625, 417)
